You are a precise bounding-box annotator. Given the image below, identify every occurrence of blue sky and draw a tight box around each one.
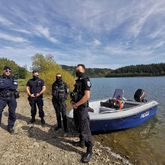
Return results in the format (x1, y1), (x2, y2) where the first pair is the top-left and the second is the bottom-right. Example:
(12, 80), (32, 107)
(0, 0), (165, 70)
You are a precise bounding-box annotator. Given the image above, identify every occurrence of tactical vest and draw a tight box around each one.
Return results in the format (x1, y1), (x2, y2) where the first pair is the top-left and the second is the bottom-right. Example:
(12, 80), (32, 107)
(52, 82), (65, 100)
(0, 75), (20, 98)
(70, 76), (90, 103)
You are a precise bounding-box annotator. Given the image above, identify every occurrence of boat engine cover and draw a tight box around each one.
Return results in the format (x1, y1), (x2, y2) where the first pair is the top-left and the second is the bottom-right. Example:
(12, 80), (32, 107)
(134, 89), (146, 102)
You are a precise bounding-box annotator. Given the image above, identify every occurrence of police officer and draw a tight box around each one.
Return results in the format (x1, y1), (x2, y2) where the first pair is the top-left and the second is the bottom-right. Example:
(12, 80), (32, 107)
(52, 73), (69, 132)
(0, 66), (18, 134)
(70, 64), (93, 163)
(26, 70), (46, 125)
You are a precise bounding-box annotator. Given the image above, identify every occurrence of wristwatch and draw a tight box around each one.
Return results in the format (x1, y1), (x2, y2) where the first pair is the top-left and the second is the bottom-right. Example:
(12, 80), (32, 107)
(74, 103), (78, 108)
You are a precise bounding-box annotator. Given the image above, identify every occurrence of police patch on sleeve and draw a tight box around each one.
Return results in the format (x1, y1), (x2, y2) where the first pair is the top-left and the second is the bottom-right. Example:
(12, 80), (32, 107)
(87, 81), (91, 87)
(13, 80), (18, 85)
(67, 88), (69, 93)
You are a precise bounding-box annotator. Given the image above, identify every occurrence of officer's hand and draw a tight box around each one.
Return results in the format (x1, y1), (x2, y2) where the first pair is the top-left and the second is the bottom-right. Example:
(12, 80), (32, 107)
(71, 101), (78, 109)
(73, 104), (78, 109)
(70, 101), (74, 107)
(30, 94), (35, 97)
(70, 101), (76, 108)
(36, 93), (41, 97)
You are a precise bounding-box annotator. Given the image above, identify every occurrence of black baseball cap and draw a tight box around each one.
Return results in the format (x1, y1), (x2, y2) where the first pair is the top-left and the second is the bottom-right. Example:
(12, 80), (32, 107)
(3, 66), (11, 71)
(32, 70), (38, 73)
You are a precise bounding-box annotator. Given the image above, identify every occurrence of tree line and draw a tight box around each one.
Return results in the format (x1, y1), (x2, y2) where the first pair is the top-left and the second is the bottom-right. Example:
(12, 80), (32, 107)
(1, 55), (165, 81)
(105, 63), (165, 77)
(0, 58), (27, 79)
(61, 65), (111, 78)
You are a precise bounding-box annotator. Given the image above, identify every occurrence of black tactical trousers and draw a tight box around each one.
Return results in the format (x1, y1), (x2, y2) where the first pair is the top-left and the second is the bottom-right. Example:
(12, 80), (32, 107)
(29, 97), (44, 118)
(74, 105), (93, 153)
(0, 96), (17, 128)
(52, 99), (67, 130)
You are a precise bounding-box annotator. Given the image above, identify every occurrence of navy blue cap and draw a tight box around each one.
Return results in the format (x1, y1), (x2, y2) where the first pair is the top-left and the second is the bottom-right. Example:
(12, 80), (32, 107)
(32, 70), (38, 73)
(3, 66), (11, 71)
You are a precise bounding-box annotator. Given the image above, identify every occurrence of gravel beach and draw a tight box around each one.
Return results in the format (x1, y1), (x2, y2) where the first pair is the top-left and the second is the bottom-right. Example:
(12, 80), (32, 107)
(0, 96), (134, 165)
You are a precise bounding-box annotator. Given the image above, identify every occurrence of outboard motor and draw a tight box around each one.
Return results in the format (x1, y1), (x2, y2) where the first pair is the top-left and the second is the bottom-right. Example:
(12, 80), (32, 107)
(134, 89), (147, 102)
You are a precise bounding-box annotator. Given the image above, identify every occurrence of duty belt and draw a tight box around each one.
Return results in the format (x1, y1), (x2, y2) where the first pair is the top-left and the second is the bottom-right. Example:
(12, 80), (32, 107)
(0, 92), (14, 97)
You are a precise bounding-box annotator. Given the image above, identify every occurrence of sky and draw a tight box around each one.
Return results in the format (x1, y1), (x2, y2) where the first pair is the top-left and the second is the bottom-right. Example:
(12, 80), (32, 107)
(0, 0), (165, 70)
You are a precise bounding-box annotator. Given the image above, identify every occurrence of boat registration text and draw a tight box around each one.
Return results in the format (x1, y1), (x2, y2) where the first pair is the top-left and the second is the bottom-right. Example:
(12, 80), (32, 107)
(141, 111), (149, 118)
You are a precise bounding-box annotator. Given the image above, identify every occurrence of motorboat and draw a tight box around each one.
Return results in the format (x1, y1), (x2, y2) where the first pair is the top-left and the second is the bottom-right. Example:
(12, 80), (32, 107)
(67, 89), (158, 132)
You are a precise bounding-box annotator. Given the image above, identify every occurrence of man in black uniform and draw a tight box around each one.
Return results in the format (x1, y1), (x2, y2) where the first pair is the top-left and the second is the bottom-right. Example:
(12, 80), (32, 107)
(70, 64), (93, 163)
(52, 73), (69, 132)
(0, 66), (19, 134)
(26, 70), (46, 125)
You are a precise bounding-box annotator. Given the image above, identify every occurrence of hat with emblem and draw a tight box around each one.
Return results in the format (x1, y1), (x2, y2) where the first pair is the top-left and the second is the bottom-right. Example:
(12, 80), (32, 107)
(3, 66), (11, 71)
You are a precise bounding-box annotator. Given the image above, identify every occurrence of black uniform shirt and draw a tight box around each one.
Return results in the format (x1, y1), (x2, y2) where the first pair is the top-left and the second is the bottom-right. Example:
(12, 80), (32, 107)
(81, 77), (91, 91)
(26, 78), (45, 95)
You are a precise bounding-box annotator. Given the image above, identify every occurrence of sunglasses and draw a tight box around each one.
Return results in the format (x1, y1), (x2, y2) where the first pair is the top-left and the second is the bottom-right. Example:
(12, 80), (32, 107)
(5, 70), (11, 73)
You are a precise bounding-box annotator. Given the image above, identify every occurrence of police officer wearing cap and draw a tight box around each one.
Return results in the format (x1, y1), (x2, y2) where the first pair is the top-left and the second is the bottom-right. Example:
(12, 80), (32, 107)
(0, 66), (19, 134)
(52, 73), (69, 132)
(26, 70), (46, 125)
(70, 64), (93, 163)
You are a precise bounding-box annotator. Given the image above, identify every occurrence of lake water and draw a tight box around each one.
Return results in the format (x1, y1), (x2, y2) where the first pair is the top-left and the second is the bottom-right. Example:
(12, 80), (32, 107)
(89, 77), (165, 165)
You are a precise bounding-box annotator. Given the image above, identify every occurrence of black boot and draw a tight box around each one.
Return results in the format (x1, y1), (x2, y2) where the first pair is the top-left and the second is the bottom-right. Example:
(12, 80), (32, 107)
(72, 140), (85, 148)
(7, 127), (14, 134)
(82, 145), (93, 163)
(64, 127), (69, 133)
(82, 152), (92, 163)
(28, 116), (35, 124)
(41, 117), (45, 125)
(54, 125), (62, 131)
(63, 115), (68, 133)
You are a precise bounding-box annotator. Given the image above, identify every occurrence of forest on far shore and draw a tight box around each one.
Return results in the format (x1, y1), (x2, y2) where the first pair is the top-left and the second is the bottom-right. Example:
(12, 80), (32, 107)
(1, 56), (165, 79)
(62, 63), (165, 77)
(105, 63), (165, 77)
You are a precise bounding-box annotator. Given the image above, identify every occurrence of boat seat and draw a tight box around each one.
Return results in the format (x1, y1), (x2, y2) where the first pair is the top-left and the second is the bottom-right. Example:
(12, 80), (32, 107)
(100, 89), (125, 112)
(112, 89), (125, 109)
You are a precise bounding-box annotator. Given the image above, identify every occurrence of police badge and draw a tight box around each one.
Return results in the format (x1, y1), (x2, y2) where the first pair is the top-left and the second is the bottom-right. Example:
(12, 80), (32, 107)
(87, 81), (91, 87)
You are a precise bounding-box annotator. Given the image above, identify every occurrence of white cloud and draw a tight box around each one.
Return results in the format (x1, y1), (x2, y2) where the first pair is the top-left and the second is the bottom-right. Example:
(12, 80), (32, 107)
(154, 41), (164, 49)
(93, 39), (101, 46)
(34, 25), (58, 43)
(13, 29), (31, 34)
(0, 16), (12, 25)
(0, 32), (28, 43)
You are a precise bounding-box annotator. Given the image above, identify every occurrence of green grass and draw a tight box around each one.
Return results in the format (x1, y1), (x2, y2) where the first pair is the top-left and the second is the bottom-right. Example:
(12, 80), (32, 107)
(17, 79), (27, 86)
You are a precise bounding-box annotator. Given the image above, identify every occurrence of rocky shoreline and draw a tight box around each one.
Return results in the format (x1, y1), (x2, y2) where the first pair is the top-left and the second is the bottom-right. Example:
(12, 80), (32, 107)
(0, 97), (134, 165)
